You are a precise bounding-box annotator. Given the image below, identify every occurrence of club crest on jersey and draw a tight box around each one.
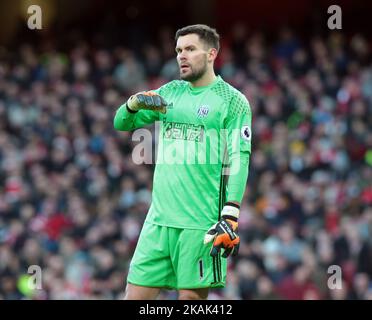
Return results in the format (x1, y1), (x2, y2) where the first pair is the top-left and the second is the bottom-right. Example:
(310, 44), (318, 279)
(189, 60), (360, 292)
(197, 105), (209, 118)
(241, 125), (251, 142)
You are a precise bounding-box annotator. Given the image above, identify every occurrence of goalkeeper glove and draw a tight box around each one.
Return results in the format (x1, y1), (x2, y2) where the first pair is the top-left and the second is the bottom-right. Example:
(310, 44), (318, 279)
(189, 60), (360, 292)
(126, 91), (168, 114)
(204, 203), (240, 258)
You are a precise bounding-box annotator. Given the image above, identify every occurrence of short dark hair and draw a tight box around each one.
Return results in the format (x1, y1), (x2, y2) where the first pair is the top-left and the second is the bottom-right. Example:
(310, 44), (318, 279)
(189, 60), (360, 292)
(175, 24), (220, 51)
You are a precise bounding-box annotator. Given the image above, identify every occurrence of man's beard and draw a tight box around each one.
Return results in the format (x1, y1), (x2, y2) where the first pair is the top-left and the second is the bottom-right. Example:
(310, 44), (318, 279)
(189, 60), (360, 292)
(180, 59), (207, 82)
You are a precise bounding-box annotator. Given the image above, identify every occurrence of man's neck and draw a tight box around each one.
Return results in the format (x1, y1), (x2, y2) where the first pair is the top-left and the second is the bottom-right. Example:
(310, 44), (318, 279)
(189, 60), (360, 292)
(189, 70), (217, 88)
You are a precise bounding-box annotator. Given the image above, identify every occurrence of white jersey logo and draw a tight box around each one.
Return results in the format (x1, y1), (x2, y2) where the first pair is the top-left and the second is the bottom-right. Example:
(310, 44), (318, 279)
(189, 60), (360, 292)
(197, 105), (209, 118)
(241, 125), (251, 141)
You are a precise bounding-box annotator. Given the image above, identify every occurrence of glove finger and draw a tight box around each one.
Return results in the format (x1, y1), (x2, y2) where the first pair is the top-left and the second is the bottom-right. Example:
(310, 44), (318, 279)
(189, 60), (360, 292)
(204, 224), (217, 242)
(232, 242), (240, 257)
(203, 228), (217, 244)
(152, 95), (162, 107)
(144, 95), (154, 107)
(212, 234), (223, 247)
(137, 94), (145, 104)
(210, 244), (222, 257)
(222, 246), (233, 258)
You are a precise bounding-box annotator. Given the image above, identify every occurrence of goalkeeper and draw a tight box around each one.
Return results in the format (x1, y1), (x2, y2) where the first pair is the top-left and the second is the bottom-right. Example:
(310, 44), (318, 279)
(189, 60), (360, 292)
(114, 24), (252, 300)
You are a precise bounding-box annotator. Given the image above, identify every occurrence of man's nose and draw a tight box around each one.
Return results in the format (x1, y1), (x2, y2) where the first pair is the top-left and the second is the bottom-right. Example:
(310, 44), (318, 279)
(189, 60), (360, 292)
(178, 52), (187, 60)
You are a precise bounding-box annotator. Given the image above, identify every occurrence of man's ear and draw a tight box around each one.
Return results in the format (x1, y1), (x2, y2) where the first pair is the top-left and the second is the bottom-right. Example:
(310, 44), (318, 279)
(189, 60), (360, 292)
(208, 48), (218, 62)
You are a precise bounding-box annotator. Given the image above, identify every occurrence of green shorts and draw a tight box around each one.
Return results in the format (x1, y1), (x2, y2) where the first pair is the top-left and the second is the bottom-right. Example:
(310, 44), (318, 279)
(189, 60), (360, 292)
(127, 221), (227, 290)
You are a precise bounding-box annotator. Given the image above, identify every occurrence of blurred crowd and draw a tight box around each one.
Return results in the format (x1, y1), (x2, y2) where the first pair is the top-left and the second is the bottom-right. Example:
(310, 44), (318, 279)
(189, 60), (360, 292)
(0, 24), (371, 300)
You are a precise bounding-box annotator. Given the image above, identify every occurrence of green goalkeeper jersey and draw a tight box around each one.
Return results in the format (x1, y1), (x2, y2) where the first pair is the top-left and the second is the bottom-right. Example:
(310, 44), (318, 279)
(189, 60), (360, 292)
(114, 75), (252, 230)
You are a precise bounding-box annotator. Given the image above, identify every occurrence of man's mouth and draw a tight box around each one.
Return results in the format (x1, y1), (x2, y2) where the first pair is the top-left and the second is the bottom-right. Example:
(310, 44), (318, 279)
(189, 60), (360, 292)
(180, 64), (190, 71)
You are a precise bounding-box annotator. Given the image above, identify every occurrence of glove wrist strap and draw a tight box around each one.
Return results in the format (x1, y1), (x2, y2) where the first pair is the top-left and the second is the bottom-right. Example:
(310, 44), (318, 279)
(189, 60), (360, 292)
(221, 203), (240, 222)
(125, 102), (138, 113)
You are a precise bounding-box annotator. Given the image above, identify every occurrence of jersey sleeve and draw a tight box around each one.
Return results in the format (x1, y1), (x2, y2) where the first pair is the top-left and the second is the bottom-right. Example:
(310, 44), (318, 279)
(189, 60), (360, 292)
(224, 92), (252, 204)
(113, 104), (160, 131)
